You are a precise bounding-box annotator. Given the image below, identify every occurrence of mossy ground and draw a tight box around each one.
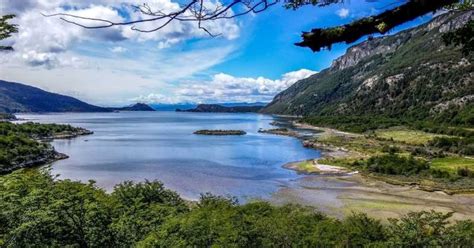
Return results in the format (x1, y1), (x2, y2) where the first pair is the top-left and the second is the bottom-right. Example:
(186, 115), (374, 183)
(374, 128), (444, 145)
(431, 157), (474, 173)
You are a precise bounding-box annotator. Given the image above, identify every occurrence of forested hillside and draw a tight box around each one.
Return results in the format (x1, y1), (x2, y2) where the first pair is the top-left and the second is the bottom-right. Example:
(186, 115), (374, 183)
(0, 80), (110, 113)
(262, 10), (473, 127)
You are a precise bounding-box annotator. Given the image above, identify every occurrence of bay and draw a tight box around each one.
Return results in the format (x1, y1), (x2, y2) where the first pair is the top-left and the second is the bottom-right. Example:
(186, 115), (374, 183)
(16, 112), (320, 201)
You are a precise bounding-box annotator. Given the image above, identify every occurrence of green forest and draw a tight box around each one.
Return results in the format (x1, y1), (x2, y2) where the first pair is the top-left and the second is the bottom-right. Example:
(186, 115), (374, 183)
(1, 169), (473, 247)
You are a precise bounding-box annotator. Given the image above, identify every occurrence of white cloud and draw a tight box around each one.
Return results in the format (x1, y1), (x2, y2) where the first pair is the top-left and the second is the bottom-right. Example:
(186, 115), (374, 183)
(134, 69), (317, 104)
(336, 8), (350, 18)
(110, 46), (127, 53)
(0, 0), (244, 105)
(0, 0), (240, 69)
(0, 45), (237, 105)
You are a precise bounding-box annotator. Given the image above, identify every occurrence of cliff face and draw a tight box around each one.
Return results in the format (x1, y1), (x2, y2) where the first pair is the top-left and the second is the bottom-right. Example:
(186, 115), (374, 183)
(261, 10), (473, 125)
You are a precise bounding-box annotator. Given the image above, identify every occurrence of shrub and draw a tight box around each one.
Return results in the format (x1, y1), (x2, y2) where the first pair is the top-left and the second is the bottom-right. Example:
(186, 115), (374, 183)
(363, 154), (430, 176)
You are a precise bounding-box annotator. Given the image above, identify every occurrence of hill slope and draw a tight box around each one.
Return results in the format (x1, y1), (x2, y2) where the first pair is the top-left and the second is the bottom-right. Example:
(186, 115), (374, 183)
(108, 103), (156, 111)
(0, 80), (110, 113)
(261, 11), (473, 126)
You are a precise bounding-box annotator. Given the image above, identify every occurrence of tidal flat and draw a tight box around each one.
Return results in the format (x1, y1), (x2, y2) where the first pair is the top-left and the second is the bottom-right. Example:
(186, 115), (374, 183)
(271, 174), (474, 221)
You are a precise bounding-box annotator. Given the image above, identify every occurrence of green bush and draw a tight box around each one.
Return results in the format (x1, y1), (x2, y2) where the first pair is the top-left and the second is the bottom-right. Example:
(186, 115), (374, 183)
(458, 167), (474, 178)
(428, 136), (474, 156)
(361, 154), (430, 176)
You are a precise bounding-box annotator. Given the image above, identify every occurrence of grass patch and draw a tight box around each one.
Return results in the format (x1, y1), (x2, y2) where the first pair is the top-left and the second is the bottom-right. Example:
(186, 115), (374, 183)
(319, 157), (359, 168)
(295, 160), (319, 173)
(375, 129), (443, 145)
(431, 157), (474, 173)
(316, 134), (383, 155)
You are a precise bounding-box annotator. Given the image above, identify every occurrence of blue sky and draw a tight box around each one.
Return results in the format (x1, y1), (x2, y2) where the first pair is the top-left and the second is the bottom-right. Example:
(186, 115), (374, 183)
(0, 0), (435, 105)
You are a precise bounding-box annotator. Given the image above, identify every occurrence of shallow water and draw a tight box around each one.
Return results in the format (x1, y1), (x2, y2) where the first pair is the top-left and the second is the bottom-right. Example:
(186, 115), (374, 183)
(16, 112), (321, 201)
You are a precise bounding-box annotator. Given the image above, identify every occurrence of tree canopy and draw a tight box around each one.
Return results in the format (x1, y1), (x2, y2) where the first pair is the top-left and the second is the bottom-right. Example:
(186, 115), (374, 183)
(1, 169), (474, 247)
(0, 14), (18, 51)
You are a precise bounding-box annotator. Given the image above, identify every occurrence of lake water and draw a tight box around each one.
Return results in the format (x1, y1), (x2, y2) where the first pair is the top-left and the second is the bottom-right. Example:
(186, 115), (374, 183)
(16, 112), (321, 201)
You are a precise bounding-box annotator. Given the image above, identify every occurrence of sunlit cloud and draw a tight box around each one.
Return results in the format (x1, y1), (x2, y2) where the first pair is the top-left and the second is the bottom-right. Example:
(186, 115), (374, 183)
(134, 69), (317, 104)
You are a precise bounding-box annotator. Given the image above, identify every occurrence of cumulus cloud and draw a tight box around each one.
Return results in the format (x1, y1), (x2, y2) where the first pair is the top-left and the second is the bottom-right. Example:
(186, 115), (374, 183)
(134, 69), (317, 104)
(0, 0), (240, 69)
(336, 8), (350, 18)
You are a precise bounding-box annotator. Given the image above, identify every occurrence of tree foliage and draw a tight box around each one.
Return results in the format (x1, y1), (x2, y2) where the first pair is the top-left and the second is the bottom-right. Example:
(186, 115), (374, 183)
(0, 122), (89, 173)
(0, 15), (17, 51)
(443, 20), (474, 55)
(1, 169), (473, 247)
(296, 0), (460, 51)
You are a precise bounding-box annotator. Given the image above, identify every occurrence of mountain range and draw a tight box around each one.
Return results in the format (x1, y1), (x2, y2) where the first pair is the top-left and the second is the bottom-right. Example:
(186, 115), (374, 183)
(0, 80), (110, 113)
(0, 80), (158, 113)
(261, 10), (473, 126)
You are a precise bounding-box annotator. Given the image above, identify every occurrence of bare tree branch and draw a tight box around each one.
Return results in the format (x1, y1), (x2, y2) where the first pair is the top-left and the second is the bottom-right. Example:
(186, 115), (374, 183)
(43, 0), (284, 36)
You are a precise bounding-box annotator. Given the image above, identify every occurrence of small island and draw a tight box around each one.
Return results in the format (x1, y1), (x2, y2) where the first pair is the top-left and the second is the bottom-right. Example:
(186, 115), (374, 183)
(193, 129), (246, 135)
(258, 128), (298, 137)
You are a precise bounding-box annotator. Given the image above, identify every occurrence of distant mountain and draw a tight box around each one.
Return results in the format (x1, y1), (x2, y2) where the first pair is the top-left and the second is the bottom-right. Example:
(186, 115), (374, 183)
(151, 102), (266, 111)
(0, 80), (110, 113)
(108, 103), (155, 112)
(218, 102), (268, 107)
(177, 104), (263, 113)
(261, 11), (473, 126)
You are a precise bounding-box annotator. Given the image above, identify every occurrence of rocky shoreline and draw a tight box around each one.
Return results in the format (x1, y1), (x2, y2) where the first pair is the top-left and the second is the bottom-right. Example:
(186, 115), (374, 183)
(39, 128), (94, 141)
(0, 146), (69, 174)
(1, 124), (94, 174)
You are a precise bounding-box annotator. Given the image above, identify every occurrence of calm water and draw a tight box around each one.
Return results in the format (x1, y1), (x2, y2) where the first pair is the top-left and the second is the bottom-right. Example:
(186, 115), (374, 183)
(16, 112), (321, 201)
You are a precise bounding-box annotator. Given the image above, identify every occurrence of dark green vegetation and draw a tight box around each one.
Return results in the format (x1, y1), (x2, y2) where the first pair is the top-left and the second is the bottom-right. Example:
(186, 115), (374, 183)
(177, 104), (263, 113)
(353, 153), (474, 179)
(0, 122), (91, 173)
(1, 170), (473, 247)
(193, 129), (246, 135)
(0, 113), (15, 121)
(428, 136), (474, 155)
(295, 0), (458, 51)
(443, 18), (473, 55)
(108, 103), (156, 111)
(0, 14), (17, 51)
(262, 11), (474, 129)
(0, 80), (110, 113)
(357, 154), (430, 176)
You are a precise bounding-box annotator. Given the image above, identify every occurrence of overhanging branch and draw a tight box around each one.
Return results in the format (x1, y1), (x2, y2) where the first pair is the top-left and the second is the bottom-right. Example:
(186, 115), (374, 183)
(296, 0), (459, 52)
